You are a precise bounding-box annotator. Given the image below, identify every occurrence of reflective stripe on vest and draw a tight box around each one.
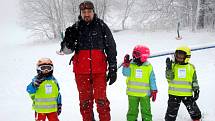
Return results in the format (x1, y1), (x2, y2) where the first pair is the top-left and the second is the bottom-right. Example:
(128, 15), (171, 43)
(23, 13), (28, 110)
(169, 87), (192, 92)
(170, 80), (191, 85)
(126, 63), (152, 97)
(168, 64), (194, 96)
(127, 88), (150, 93)
(34, 104), (57, 109)
(34, 80), (59, 113)
(35, 97), (57, 102)
(128, 81), (150, 87)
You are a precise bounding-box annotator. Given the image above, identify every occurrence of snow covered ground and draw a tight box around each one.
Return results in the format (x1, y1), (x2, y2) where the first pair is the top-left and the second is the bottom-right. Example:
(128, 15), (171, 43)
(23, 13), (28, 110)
(0, 24), (215, 121)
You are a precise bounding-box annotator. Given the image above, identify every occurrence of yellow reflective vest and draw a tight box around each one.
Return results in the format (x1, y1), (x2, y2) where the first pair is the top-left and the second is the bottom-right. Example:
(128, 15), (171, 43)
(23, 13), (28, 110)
(168, 64), (194, 96)
(126, 63), (152, 97)
(33, 80), (59, 113)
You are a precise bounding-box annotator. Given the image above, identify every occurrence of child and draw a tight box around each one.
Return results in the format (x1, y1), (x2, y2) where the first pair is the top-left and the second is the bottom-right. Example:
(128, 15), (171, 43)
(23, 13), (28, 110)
(26, 58), (62, 121)
(165, 45), (201, 121)
(122, 45), (158, 121)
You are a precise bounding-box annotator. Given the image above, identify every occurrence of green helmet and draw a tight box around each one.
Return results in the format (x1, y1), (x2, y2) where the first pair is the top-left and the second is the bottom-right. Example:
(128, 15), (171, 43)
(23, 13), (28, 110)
(175, 45), (191, 64)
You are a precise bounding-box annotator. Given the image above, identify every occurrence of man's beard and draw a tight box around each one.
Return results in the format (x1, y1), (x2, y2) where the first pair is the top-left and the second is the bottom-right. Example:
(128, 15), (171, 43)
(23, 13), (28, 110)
(84, 16), (92, 23)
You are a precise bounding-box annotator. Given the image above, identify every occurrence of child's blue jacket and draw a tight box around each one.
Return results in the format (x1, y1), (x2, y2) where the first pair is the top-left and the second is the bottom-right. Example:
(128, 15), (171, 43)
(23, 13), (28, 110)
(26, 75), (62, 105)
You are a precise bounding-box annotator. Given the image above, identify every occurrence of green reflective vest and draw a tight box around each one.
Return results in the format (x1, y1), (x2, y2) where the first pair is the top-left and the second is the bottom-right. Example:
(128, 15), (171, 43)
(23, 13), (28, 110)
(168, 64), (194, 96)
(126, 63), (152, 97)
(34, 80), (59, 113)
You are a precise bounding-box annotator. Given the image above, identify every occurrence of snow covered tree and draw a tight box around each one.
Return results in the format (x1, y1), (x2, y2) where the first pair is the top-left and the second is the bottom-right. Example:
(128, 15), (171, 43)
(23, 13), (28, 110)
(20, 0), (111, 40)
(20, 0), (215, 40)
(200, 0), (215, 30)
(121, 0), (136, 30)
(63, 0), (81, 25)
(196, 0), (206, 29)
(20, 0), (65, 40)
(94, 0), (108, 20)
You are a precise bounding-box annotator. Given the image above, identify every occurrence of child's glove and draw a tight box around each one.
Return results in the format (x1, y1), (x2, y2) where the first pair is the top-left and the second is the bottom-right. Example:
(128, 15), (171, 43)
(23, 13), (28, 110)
(33, 75), (45, 88)
(57, 104), (62, 115)
(33, 80), (44, 88)
(193, 90), (200, 101)
(151, 90), (157, 102)
(123, 54), (132, 67)
(166, 57), (172, 70)
(165, 57), (174, 80)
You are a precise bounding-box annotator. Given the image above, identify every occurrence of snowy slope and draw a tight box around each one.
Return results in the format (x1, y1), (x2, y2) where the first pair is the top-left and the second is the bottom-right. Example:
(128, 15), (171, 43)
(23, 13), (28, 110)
(0, 28), (215, 121)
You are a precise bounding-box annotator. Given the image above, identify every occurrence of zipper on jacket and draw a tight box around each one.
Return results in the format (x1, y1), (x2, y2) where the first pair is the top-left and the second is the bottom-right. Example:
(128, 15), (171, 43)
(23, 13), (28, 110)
(89, 29), (93, 84)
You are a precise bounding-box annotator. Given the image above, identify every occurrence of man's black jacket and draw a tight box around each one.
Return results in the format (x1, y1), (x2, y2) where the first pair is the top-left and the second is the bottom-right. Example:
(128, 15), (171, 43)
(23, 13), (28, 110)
(61, 15), (117, 68)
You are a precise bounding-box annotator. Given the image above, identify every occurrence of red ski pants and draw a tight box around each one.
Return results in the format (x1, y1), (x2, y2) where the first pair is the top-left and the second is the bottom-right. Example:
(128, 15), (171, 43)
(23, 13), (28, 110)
(75, 73), (111, 121)
(35, 112), (59, 121)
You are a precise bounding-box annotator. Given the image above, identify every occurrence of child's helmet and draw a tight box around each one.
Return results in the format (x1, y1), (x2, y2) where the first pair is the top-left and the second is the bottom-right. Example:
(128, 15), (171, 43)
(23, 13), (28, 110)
(37, 58), (53, 66)
(36, 58), (53, 75)
(132, 45), (150, 62)
(174, 45), (191, 64)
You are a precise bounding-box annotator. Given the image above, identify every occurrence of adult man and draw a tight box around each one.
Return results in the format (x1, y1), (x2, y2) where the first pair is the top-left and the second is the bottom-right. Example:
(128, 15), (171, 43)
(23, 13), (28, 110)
(60, 1), (117, 121)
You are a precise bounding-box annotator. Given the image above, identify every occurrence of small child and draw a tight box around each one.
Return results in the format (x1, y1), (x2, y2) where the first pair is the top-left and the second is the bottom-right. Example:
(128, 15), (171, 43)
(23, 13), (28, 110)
(164, 45), (201, 121)
(122, 45), (157, 121)
(26, 58), (62, 121)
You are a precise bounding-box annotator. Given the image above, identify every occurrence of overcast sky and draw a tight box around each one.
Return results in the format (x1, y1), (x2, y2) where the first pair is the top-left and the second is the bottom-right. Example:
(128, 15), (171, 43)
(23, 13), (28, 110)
(0, 0), (30, 45)
(0, 0), (19, 26)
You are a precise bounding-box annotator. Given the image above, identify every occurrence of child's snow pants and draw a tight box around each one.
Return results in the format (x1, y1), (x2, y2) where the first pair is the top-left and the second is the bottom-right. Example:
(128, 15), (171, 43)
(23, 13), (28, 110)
(35, 112), (59, 121)
(165, 95), (201, 121)
(127, 96), (152, 121)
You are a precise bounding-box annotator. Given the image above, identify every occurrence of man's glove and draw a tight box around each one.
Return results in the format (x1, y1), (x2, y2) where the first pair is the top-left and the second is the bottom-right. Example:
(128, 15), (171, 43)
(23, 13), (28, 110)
(60, 41), (66, 50)
(107, 66), (117, 85)
(61, 38), (76, 50)
(193, 90), (200, 101)
(166, 57), (172, 70)
(150, 90), (157, 102)
(123, 54), (132, 67)
(57, 104), (62, 115)
(33, 74), (44, 88)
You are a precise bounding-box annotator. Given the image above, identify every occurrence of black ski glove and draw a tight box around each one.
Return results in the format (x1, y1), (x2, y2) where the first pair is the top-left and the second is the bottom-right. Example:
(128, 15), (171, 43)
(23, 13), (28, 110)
(107, 65), (117, 85)
(33, 74), (45, 88)
(193, 90), (200, 101)
(166, 57), (172, 70)
(60, 38), (76, 52)
(165, 57), (174, 80)
(57, 104), (62, 115)
(60, 41), (66, 51)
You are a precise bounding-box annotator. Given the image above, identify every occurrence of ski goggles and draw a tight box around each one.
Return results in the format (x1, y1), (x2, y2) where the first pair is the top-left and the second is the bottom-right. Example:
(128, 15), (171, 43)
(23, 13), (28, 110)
(132, 51), (141, 58)
(79, 2), (94, 10)
(37, 64), (53, 72)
